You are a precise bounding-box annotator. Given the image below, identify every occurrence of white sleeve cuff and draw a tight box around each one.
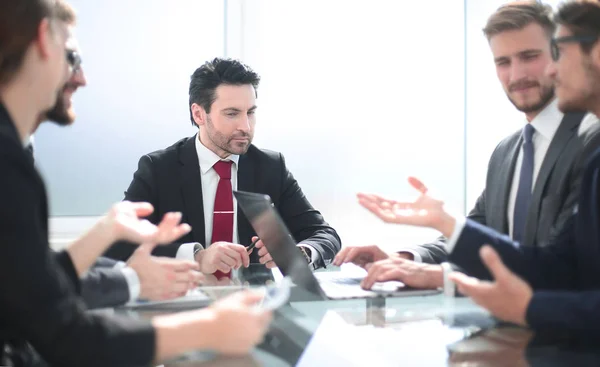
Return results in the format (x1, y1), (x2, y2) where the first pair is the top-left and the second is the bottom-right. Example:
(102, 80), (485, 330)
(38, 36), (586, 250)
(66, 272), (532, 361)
(120, 266), (141, 302)
(176, 242), (200, 261)
(112, 261), (127, 269)
(298, 244), (319, 264)
(397, 250), (422, 263)
(445, 216), (467, 254)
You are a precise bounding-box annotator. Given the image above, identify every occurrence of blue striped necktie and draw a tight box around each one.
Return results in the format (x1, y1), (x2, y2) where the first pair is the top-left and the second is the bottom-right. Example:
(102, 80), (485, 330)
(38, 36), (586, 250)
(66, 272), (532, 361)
(513, 124), (535, 244)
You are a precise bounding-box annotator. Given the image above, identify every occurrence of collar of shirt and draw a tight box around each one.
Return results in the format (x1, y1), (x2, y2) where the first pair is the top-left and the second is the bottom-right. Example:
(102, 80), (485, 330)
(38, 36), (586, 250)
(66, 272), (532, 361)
(194, 133), (240, 174)
(25, 135), (34, 149)
(528, 99), (563, 142)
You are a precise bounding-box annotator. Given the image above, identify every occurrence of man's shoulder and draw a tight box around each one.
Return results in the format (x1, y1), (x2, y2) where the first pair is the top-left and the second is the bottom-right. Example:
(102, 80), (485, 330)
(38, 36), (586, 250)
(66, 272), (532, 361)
(576, 113), (600, 142)
(0, 133), (41, 187)
(143, 136), (193, 163)
(491, 129), (522, 156)
(244, 145), (283, 164)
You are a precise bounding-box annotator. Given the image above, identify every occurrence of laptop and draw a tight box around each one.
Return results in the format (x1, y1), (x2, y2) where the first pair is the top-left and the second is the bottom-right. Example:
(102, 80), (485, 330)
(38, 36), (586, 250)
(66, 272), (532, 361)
(233, 190), (441, 300)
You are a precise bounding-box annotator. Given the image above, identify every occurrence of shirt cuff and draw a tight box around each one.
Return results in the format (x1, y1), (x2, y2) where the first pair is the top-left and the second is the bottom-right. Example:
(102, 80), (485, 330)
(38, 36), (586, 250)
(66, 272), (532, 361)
(445, 216), (467, 254)
(112, 261), (127, 269)
(397, 249), (422, 263)
(298, 244), (319, 265)
(120, 266), (141, 302)
(176, 242), (199, 261)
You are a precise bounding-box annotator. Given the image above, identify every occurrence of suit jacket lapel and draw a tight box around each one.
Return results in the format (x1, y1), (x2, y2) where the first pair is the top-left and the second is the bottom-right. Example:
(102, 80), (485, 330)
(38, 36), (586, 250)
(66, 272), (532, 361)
(179, 136), (206, 245)
(495, 135), (521, 234)
(523, 112), (585, 247)
(236, 152), (256, 246)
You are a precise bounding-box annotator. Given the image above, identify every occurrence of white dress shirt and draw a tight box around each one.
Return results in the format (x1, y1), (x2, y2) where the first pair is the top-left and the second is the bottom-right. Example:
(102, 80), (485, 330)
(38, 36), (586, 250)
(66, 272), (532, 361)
(113, 262), (141, 301)
(176, 134), (240, 259)
(446, 107), (600, 254)
(176, 134), (319, 264)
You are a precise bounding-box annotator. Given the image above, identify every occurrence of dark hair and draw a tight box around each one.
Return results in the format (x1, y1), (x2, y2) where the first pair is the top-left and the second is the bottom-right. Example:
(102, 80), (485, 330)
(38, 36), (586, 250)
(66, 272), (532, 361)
(188, 57), (260, 127)
(555, 1), (600, 54)
(483, 1), (556, 41)
(0, 0), (76, 85)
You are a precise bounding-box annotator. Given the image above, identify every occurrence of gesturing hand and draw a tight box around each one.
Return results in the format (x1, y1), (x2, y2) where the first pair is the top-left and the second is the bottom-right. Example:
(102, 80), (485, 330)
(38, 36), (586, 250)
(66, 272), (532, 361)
(127, 243), (202, 300)
(103, 201), (191, 245)
(450, 246), (533, 326)
(357, 177), (457, 237)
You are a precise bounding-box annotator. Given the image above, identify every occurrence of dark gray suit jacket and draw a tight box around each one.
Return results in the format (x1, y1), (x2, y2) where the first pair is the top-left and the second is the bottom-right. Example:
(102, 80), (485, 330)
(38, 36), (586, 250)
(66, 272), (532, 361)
(81, 257), (130, 309)
(412, 111), (600, 263)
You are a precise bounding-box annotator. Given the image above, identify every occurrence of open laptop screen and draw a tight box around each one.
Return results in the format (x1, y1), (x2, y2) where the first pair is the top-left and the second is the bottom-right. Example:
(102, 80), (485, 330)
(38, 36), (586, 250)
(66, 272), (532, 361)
(234, 190), (325, 299)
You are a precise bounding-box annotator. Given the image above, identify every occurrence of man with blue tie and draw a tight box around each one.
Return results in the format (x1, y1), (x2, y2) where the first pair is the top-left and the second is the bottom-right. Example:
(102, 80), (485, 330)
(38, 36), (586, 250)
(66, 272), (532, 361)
(358, 0), (600, 335)
(334, 1), (600, 290)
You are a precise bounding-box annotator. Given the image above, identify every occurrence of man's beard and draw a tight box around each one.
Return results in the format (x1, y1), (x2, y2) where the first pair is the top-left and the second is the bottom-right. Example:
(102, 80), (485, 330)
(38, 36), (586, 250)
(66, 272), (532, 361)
(507, 82), (555, 114)
(205, 115), (253, 155)
(45, 86), (75, 126)
(559, 58), (600, 114)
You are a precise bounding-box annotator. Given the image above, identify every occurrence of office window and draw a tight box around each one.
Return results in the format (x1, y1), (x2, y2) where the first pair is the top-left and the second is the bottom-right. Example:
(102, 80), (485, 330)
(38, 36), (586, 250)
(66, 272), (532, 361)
(236, 0), (465, 248)
(35, 0), (225, 216)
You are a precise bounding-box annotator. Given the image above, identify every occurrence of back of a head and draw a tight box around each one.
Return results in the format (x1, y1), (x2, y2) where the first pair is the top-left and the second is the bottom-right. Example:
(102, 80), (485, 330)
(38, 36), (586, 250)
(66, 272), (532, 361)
(188, 57), (261, 126)
(483, 1), (556, 41)
(555, 0), (600, 46)
(0, 0), (76, 86)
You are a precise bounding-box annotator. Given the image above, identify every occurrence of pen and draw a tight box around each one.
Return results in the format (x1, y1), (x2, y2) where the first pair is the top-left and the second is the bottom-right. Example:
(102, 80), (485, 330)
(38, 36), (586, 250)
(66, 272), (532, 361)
(246, 237), (260, 253)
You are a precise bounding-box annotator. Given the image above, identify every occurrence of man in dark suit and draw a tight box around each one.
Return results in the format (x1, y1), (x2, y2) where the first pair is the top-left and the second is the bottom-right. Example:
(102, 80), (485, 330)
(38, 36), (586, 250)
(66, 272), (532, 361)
(334, 1), (600, 289)
(357, 1), (600, 335)
(104, 58), (341, 276)
(34, 44), (202, 308)
(0, 2), (271, 365)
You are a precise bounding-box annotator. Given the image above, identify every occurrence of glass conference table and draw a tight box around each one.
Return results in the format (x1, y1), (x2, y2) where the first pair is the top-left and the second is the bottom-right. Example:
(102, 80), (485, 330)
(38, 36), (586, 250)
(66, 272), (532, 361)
(112, 265), (600, 367)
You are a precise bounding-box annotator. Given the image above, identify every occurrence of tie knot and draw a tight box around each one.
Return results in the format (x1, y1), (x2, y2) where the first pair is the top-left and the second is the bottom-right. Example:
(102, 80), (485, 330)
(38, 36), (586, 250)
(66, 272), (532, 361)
(523, 124), (535, 143)
(213, 160), (233, 179)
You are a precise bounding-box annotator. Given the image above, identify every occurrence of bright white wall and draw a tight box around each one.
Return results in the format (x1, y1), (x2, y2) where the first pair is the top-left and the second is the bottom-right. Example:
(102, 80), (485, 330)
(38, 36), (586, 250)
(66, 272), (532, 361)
(234, 0), (466, 249)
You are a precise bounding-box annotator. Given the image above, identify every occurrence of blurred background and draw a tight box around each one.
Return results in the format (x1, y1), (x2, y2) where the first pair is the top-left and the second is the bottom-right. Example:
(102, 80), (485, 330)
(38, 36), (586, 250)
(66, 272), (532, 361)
(39, 0), (562, 249)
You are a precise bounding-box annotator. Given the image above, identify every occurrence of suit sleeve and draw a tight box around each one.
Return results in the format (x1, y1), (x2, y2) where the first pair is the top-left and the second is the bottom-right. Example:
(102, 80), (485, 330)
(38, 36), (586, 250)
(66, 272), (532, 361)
(527, 290), (600, 336)
(546, 131), (600, 247)
(276, 153), (341, 268)
(104, 154), (181, 260)
(0, 159), (155, 366)
(413, 189), (489, 264)
(80, 267), (130, 309)
(93, 256), (120, 268)
(449, 215), (577, 290)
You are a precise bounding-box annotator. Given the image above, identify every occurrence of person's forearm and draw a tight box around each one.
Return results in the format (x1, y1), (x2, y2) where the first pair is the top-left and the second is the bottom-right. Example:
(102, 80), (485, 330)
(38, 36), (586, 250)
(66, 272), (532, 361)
(152, 310), (215, 362)
(437, 212), (457, 239)
(66, 218), (116, 277)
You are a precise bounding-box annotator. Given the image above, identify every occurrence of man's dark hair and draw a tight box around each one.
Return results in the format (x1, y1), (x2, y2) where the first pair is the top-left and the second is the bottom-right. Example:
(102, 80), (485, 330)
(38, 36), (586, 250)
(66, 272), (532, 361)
(188, 57), (260, 127)
(483, 1), (556, 41)
(0, 0), (76, 85)
(555, 0), (600, 54)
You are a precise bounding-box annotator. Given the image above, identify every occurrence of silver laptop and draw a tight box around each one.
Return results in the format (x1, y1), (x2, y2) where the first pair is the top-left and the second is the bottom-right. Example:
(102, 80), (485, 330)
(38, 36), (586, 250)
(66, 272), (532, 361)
(234, 190), (440, 300)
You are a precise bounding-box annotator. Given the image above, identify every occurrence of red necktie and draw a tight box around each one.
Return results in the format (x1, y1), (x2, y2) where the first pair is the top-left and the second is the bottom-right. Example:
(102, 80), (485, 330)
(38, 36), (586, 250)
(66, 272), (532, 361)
(211, 160), (234, 279)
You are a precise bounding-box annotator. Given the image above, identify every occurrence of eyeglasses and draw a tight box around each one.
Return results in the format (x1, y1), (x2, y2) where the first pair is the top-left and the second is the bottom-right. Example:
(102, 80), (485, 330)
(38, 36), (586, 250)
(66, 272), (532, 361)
(551, 35), (598, 61)
(65, 49), (82, 74)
